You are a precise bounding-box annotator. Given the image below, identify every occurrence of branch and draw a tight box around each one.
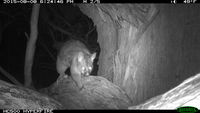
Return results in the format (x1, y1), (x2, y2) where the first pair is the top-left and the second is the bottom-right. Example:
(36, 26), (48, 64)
(24, 4), (40, 88)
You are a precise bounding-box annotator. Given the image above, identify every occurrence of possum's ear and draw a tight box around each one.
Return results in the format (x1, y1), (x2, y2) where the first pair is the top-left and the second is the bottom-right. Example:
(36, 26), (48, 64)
(90, 53), (96, 62)
(78, 52), (84, 62)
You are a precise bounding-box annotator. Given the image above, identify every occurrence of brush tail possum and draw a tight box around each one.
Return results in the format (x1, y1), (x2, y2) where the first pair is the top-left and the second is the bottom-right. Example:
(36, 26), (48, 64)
(56, 40), (96, 89)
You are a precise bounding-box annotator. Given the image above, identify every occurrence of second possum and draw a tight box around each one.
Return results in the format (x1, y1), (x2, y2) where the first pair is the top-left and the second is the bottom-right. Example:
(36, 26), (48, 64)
(56, 40), (96, 89)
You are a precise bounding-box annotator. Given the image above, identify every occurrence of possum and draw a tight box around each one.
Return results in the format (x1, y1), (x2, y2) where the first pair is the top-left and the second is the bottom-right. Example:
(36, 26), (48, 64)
(56, 40), (96, 89)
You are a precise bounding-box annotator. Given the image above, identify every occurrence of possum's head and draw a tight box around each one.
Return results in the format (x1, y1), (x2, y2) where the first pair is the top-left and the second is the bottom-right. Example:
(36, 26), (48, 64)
(78, 52), (96, 76)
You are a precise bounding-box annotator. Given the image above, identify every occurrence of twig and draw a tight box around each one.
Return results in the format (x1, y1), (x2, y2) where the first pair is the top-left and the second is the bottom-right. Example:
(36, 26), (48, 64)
(25, 32), (56, 61)
(39, 39), (56, 61)
(0, 65), (23, 87)
(48, 21), (75, 38)
(47, 6), (71, 28)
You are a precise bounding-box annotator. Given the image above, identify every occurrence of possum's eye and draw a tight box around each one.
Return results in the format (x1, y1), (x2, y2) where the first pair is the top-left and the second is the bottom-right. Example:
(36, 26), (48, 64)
(88, 66), (92, 71)
(81, 67), (85, 72)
